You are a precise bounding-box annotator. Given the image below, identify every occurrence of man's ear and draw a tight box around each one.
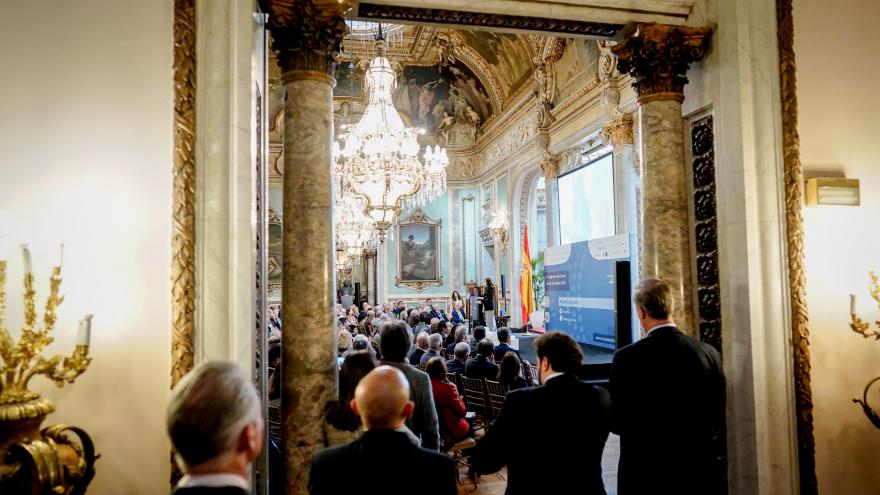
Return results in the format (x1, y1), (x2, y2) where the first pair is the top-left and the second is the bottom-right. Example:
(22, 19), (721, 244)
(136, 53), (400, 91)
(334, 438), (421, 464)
(636, 306), (645, 320)
(350, 398), (361, 417)
(240, 421), (262, 460)
(402, 401), (415, 420)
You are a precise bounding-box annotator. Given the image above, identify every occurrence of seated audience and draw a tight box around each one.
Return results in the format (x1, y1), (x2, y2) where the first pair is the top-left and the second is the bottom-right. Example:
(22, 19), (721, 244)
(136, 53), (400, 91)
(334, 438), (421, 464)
(407, 331), (429, 366)
(310, 366), (457, 495)
(445, 325), (467, 355)
(378, 321), (440, 450)
(418, 333), (443, 368)
(450, 300), (466, 325)
(323, 351), (376, 446)
(347, 334), (377, 359)
(497, 351), (529, 391)
(167, 361), (262, 495)
(446, 342), (469, 375)
(468, 326), (487, 357)
(337, 329), (352, 357)
(471, 332), (611, 494)
(425, 357), (471, 450)
(465, 339), (499, 380)
(492, 327), (520, 362)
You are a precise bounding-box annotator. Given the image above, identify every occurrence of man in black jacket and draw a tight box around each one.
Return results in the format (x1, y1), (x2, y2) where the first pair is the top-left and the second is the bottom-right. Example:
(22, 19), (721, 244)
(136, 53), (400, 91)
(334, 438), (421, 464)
(167, 361), (263, 495)
(492, 327), (520, 362)
(471, 331), (611, 494)
(464, 338), (499, 380)
(610, 278), (727, 495)
(309, 366), (457, 495)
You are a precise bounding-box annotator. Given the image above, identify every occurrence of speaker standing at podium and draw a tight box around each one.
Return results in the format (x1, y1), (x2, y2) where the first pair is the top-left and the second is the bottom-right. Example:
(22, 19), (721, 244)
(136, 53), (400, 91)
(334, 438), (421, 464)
(483, 278), (496, 332)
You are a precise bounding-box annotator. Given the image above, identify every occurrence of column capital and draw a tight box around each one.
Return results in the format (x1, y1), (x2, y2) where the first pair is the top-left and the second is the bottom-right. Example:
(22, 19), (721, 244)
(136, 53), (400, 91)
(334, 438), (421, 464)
(602, 117), (635, 150)
(612, 23), (712, 103)
(539, 156), (560, 180)
(266, 0), (355, 80)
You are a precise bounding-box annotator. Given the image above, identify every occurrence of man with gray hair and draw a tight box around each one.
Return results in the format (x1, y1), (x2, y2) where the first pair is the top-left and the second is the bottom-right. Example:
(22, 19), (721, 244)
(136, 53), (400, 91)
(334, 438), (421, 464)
(418, 333), (443, 368)
(167, 361), (263, 495)
(446, 341), (469, 375)
(407, 330), (429, 366)
(610, 278), (726, 494)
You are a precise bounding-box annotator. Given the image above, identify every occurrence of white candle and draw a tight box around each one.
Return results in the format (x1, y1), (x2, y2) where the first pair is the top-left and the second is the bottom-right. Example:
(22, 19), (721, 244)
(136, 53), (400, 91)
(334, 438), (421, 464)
(77, 314), (93, 347)
(21, 244), (32, 274)
(850, 293), (856, 315)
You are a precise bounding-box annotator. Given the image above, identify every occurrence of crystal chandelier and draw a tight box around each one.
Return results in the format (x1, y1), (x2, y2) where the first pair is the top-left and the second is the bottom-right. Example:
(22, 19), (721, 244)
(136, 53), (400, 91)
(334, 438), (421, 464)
(334, 34), (448, 241)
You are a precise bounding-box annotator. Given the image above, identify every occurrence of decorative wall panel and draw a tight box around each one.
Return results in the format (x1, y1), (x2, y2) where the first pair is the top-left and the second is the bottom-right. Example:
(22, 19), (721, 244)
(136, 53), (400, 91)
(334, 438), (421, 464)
(690, 115), (722, 354)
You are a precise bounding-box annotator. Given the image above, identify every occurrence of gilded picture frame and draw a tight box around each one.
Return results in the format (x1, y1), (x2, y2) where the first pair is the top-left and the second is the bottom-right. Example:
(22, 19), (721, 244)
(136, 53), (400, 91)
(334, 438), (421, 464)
(395, 208), (443, 293)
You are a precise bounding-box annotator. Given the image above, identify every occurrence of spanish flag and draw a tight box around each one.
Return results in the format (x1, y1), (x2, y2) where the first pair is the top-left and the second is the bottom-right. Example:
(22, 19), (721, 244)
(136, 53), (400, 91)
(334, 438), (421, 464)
(520, 225), (536, 325)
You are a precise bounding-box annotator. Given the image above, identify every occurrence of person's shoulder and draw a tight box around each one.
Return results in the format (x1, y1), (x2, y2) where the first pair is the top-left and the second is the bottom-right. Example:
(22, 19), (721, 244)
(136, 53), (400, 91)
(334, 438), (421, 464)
(311, 440), (353, 466)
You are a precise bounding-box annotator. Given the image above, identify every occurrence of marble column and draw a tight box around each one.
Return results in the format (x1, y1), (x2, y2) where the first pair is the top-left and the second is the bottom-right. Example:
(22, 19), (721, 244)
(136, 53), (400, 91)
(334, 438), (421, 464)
(603, 118), (636, 235)
(266, 1), (353, 493)
(539, 157), (560, 248)
(613, 24), (711, 336)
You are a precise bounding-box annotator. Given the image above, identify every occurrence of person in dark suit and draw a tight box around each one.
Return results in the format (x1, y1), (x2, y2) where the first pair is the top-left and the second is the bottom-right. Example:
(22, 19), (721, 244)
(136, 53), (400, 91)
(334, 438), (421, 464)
(464, 338), (499, 380)
(446, 342), (470, 375)
(309, 366), (457, 495)
(610, 278), (727, 495)
(492, 327), (520, 362)
(471, 331), (611, 494)
(450, 300), (467, 325)
(167, 361), (263, 495)
(430, 304), (448, 323)
(482, 278), (496, 332)
(378, 321), (440, 450)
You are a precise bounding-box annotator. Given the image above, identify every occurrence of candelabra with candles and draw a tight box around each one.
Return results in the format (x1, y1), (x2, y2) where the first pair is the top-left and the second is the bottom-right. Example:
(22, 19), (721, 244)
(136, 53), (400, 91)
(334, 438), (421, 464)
(849, 270), (880, 429)
(488, 210), (509, 254)
(0, 244), (98, 494)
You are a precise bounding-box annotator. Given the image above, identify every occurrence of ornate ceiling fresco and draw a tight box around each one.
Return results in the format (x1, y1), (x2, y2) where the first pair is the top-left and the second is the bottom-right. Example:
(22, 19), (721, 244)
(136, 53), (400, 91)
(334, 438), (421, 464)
(268, 22), (604, 178)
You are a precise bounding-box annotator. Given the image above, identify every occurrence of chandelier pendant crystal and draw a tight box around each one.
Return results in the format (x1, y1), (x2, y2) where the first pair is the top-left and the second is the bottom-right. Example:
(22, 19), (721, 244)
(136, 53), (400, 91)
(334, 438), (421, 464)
(334, 32), (448, 242)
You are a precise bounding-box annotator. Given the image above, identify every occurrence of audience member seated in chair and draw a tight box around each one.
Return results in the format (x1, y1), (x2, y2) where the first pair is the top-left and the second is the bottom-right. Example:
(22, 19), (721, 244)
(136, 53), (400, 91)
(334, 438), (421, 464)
(323, 350), (376, 447)
(419, 333), (444, 368)
(492, 327), (520, 362)
(407, 330), (429, 366)
(446, 342), (469, 375)
(471, 332), (611, 495)
(167, 361), (263, 495)
(425, 357), (471, 450)
(450, 300), (467, 325)
(309, 366), (457, 495)
(465, 338), (499, 381)
(497, 351), (529, 391)
(379, 321), (440, 450)
(468, 326), (487, 357)
(445, 325), (468, 355)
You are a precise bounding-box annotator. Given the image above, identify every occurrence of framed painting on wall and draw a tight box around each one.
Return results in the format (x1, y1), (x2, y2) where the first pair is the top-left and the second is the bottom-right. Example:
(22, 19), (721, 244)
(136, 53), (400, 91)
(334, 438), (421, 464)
(395, 208), (443, 293)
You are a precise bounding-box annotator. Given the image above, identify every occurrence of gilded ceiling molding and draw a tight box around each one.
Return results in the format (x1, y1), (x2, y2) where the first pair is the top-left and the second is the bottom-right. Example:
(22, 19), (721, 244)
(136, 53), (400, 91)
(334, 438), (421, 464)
(777, 0), (817, 491)
(355, 3), (623, 38)
(171, 0), (196, 390)
(543, 37), (566, 64)
(447, 33), (505, 111)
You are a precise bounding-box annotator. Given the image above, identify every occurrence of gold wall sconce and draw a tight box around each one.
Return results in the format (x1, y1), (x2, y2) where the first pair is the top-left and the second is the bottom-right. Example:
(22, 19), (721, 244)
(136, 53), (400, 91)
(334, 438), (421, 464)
(806, 177), (860, 206)
(488, 210), (509, 254)
(849, 271), (880, 429)
(0, 245), (98, 494)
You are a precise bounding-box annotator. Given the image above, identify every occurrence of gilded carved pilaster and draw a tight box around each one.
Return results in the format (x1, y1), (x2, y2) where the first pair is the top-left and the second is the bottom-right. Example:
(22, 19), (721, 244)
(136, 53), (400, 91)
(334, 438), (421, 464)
(612, 23), (711, 103)
(602, 118), (634, 151)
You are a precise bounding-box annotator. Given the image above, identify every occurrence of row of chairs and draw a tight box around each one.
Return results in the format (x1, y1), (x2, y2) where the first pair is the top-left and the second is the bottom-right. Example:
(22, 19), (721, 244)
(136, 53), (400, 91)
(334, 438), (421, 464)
(446, 373), (509, 431)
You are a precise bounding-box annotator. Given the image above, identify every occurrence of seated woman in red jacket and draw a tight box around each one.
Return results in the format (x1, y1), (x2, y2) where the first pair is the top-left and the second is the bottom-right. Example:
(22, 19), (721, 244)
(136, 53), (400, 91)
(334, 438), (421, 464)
(425, 356), (471, 450)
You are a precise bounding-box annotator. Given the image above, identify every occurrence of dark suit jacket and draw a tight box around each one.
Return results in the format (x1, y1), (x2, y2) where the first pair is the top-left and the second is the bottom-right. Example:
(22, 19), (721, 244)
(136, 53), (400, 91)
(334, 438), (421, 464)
(450, 309), (466, 324)
(482, 287), (495, 311)
(465, 355), (499, 380)
(431, 309), (448, 322)
(492, 343), (520, 362)
(472, 373), (611, 495)
(379, 361), (440, 450)
(172, 487), (249, 495)
(446, 358), (466, 375)
(310, 429), (457, 495)
(610, 325), (726, 495)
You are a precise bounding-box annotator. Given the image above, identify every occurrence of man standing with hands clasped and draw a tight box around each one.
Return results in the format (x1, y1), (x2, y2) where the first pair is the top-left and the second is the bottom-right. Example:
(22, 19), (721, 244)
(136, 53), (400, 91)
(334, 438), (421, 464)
(610, 278), (727, 495)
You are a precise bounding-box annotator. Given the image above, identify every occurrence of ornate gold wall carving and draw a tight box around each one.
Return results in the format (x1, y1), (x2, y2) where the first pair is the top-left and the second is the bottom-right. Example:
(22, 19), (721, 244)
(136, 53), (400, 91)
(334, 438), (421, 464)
(777, 0), (817, 492)
(171, 0), (196, 389)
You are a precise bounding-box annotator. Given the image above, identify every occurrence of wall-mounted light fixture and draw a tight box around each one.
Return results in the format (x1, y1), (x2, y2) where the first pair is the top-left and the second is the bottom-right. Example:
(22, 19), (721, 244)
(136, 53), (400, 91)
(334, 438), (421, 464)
(806, 178), (860, 206)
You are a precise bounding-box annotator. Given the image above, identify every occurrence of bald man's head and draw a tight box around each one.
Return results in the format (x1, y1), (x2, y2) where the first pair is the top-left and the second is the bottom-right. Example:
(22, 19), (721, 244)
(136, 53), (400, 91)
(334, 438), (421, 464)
(350, 366), (414, 430)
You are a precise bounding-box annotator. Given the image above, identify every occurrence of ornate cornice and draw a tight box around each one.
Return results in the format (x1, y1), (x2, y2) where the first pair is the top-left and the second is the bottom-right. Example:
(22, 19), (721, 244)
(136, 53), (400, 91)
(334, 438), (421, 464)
(356, 4), (623, 38)
(265, 0), (355, 77)
(612, 23), (712, 103)
(538, 156), (560, 179)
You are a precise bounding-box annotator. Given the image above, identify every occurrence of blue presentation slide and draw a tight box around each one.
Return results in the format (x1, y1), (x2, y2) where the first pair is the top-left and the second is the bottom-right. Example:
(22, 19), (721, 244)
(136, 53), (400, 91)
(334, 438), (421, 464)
(544, 234), (631, 349)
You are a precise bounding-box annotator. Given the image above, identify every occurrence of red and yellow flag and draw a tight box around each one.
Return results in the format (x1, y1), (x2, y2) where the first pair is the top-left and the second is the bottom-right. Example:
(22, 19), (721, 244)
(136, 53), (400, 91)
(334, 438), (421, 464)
(520, 225), (536, 325)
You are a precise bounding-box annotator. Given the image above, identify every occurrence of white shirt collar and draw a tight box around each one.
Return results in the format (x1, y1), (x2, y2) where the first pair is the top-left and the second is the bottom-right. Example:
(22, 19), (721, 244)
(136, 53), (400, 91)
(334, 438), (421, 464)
(646, 322), (676, 335)
(543, 371), (564, 383)
(178, 473), (249, 490)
